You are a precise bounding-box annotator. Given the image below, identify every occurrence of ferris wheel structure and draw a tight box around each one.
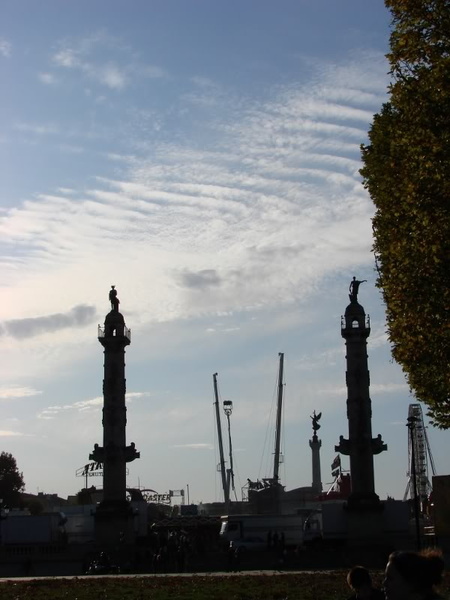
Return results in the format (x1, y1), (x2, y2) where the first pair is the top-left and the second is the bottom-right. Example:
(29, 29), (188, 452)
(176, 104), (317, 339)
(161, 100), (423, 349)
(403, 403), (437, 503)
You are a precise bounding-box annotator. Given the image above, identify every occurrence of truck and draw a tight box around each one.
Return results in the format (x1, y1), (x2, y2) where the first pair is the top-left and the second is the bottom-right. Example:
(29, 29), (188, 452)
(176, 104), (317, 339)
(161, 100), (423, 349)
(0, 512), (67, 545)
(219, 514), (304, 550)
(302, 501), (348, 547)
(303, 499), (412, 548)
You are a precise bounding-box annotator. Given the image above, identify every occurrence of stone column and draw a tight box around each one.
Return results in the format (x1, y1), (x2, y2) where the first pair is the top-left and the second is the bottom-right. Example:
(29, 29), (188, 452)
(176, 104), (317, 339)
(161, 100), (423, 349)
(335, 283), (386, 510)
(309, 432), (322, 494)
(90, 288), (140, 546)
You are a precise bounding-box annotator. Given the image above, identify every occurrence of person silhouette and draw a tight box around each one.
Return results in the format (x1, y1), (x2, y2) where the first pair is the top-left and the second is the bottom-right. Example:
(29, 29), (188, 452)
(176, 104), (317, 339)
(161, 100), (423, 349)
(347, 566), (384, 600)
(384, 550), (444, 600)
(349, 277), (367, 303)
(109, 286), (120, 311)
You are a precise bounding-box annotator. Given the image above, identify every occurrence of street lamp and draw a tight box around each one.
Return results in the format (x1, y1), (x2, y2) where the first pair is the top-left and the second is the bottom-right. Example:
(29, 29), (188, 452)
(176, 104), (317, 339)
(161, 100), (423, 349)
(223, 401), (235, 502)
(407, 415), (421, 550)
(223, 400), (233, 418)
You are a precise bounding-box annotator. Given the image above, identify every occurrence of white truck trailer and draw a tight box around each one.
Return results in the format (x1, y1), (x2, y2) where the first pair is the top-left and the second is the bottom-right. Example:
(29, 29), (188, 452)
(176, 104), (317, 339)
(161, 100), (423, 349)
(0, 512), (67, 545)
(220, 514), (304, 550)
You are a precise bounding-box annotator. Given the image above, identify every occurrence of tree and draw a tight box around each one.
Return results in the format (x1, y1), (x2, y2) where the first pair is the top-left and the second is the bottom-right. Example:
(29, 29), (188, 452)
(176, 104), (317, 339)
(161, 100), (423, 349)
(0, 452), (25, 508)
(360, 0), (450, 428)
(23, 497), (44, 515)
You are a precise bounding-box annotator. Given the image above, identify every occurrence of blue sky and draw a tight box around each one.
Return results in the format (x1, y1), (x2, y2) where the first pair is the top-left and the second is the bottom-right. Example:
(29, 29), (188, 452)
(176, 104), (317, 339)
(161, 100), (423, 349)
(0, 1), (447, 505)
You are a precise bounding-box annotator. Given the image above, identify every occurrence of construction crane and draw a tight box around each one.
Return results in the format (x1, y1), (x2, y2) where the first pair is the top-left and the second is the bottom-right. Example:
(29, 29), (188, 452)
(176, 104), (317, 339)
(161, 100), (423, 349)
(213, 373), (237, 510)
(403, 403), (437, 505)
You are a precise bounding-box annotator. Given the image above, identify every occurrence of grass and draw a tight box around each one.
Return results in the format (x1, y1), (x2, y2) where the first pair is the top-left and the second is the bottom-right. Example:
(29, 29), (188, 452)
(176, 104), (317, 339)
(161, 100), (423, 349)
(0, 571), (450, 600)
(1, 572), (345, 600)
(1, 570), (450, 600)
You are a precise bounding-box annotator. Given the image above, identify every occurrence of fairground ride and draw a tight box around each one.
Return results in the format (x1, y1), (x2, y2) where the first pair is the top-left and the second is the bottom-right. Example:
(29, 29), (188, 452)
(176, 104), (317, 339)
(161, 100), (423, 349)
(403, 403), (437, 507)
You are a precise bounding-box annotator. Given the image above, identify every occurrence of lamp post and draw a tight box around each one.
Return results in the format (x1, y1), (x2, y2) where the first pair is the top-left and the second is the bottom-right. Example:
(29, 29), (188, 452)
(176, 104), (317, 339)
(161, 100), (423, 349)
(407, 415), (421, 550)
(223, 400), (235, 503)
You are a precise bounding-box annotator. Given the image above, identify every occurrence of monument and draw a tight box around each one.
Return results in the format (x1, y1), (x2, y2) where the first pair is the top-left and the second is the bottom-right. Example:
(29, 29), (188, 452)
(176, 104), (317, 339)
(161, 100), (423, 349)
(309, 411), (323, 494)
(90, 286), (140, 545)
(335, 278), (387, 510)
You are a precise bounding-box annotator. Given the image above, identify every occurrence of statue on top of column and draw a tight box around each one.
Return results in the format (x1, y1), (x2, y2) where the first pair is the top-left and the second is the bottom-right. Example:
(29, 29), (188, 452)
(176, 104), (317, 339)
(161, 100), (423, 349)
(349, 277), (367, 303)
(311, 410), (322, 433)
(109, 285), (120, 312)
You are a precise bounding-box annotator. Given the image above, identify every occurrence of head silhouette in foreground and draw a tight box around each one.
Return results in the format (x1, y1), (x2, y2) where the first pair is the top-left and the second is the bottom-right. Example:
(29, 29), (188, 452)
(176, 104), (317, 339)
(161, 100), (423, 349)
(347, 566), (384, 600)
(384, 549), (444, 600)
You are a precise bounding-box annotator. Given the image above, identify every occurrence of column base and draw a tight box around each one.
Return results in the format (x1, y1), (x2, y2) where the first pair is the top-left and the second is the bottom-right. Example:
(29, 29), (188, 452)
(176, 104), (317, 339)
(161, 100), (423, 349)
(94, 500), (136, 546)
(345, 496), (385, 546)
(346, 492), (383, 512)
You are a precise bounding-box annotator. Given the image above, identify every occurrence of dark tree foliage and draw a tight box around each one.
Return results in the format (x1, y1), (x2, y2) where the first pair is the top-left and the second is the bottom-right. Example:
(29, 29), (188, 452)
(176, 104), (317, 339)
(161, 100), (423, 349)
(361, 0), (450, 428)
(23, 497), (44, 515)
(0, 451), (25, 508)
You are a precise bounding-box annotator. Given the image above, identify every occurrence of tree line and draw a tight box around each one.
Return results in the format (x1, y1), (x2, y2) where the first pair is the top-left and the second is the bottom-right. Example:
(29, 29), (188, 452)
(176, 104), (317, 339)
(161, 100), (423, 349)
(361, 0), (450, 429)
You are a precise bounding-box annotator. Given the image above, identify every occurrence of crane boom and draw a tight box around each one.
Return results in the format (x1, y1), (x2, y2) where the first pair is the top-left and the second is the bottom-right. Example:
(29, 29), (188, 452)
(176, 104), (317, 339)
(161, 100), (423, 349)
(213, 373), (229, 505)
(273, 352), (284, 483)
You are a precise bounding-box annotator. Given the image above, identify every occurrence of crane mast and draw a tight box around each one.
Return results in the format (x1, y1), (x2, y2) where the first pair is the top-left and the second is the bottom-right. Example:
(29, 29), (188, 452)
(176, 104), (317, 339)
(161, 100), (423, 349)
(213, 373), (229, 506)
(273, 352), (284, 484)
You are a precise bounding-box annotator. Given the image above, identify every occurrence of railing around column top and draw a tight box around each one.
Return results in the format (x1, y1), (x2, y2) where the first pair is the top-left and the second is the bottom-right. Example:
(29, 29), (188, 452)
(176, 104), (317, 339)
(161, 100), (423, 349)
(98, 325), (131, 340)
(340, 314), (371, 330)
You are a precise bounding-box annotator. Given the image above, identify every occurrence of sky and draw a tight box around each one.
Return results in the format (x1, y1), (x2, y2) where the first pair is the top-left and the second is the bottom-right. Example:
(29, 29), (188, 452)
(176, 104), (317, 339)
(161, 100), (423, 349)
(0, 0), (447, 506)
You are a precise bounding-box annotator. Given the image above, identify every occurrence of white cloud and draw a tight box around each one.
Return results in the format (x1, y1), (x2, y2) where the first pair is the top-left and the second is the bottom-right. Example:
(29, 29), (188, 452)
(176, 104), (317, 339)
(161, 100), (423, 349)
(369, 327), (390, 349)
(0, 39), (11, 58)
(38, 399), (101, 419)
(0, 54), (385, 387)
(313, 381), (407, 398)
(0, 430), (29, 437)
(0, 386), (42, 399)
(56, 188), (76, 195)
(371, 383), (408, 394)
(37, 391), (150, 419)
(98, 64), (127, 89)
(172, 443), (214, 450)
(38, 72), (57, 85)
(126, 392), (149, 401)
(316, 384), (348, 397)
(58, 143), (84, 154)
(141, 65), (167, 79)
(53, 48), (80, 68)
(14, 122), (59, 135)
(50, 33), (167, 91)
(73, 397), (103, 411)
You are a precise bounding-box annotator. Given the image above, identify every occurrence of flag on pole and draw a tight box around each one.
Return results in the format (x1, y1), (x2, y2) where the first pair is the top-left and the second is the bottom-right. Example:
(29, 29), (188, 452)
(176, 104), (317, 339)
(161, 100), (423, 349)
(331, 455), (341, 470)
